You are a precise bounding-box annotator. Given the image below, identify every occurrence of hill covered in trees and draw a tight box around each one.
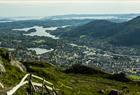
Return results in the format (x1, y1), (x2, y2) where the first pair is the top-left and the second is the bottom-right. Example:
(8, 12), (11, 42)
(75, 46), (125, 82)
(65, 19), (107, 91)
(61, 16), (140, 47)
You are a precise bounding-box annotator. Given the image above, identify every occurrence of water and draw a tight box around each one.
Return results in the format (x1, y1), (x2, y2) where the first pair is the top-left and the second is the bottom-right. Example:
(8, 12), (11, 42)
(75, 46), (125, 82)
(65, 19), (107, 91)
(28, 48), (54, 55)
(0, 21), (12, 23)
(12, 26), (59, 39)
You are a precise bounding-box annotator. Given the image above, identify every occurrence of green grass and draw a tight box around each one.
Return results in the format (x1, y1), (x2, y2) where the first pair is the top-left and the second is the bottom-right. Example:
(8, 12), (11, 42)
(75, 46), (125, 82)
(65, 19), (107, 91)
(0, 65), (25, 87)
(128, 75), (140, 80)
(21, 61), (140, 95)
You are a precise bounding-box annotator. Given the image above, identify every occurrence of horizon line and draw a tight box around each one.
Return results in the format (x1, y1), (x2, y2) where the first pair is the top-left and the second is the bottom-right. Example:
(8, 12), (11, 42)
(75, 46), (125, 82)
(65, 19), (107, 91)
(0, 13), (140, 18)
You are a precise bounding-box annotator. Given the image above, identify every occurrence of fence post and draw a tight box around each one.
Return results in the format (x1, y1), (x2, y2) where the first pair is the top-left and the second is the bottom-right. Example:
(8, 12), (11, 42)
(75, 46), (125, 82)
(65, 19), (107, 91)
(52, 86), (58, 95)
(44, 85), (51, 95)
(41, 79), (45, 95)
(28, 73), (32, 95)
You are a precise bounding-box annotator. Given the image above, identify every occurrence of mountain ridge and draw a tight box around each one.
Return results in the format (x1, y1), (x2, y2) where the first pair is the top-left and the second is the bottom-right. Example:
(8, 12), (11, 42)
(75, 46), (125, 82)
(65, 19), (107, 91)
(61, 16), (140, 47)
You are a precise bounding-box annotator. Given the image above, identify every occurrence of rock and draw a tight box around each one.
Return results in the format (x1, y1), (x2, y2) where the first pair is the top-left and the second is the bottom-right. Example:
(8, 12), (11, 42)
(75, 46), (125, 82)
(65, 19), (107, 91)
(10, 60), (26, 72)
(0, 82), (4, 88)
(108, 89), (122, 95)
(70, 80), (76, 83)
(0, 64), (6, 73)
(98, 89), (105, 94)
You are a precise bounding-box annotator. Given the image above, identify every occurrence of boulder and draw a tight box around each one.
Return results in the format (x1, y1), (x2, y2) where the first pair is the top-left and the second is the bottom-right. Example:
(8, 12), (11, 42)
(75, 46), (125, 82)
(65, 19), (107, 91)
(108, 89), (122, 95)
(0, 64), (6, 73)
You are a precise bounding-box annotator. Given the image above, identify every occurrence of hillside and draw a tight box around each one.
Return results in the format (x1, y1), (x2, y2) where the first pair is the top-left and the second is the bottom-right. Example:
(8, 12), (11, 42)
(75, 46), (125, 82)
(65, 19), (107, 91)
(61, 16), (140, 47)
(109, 16), (140, 46)
(0, 49), (25, 86)
(61, 20), (120, 39)
(0, 49), (140, 95)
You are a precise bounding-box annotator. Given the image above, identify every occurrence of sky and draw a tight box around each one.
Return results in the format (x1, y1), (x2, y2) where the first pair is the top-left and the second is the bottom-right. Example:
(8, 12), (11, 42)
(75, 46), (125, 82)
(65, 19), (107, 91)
(1, 0), (140, 17)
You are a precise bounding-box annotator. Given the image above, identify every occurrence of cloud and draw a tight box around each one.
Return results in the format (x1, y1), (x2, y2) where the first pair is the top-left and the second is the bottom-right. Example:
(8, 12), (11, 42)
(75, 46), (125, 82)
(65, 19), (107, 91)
(0, 0), (140, 4)
(0, 0), (140, 17)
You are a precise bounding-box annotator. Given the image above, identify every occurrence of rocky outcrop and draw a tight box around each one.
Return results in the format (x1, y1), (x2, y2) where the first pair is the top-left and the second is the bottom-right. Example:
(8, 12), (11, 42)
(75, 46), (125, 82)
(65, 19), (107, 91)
(0, 48), (26, 73)
(0, 63), (6, 73)
(108, 89), (123, 95)
(10, 60), (26, 72)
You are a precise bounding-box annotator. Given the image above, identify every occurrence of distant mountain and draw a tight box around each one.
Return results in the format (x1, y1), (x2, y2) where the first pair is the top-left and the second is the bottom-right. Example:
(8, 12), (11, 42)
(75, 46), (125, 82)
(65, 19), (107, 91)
(0, 14), (139, 23)
(0, 16), (42, 22)
(109, 16), (140, 46)
(45, 14), (139, 22)
(61, 16), (140, 47)
(62, 20), (120, 39)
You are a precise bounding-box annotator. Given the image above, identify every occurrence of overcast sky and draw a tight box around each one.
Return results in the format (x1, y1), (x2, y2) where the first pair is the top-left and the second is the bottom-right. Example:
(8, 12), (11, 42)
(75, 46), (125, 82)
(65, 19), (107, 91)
(0, 0), (140, 17)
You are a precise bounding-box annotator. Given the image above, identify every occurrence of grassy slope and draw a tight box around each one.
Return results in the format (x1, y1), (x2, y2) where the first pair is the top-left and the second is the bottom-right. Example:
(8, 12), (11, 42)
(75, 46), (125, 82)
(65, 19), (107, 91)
(0, 49), (25, 94)
(21, 61), (140, 95)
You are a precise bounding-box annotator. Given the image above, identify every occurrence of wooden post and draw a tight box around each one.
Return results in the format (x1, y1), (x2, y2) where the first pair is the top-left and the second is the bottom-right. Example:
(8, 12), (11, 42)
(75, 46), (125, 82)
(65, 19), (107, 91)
(31, 81), (36, 92)
(52, 86), (58, 95)
(44, 85), (51, 95)
(41, 79), (45, 95)
(28, 73), (32, 95)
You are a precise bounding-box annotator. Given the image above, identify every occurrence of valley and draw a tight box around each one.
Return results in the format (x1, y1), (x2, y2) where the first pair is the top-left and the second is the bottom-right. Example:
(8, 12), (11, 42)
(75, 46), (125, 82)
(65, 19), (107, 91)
(0, 14), (140, 94)
(0, 15), (140, 75)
